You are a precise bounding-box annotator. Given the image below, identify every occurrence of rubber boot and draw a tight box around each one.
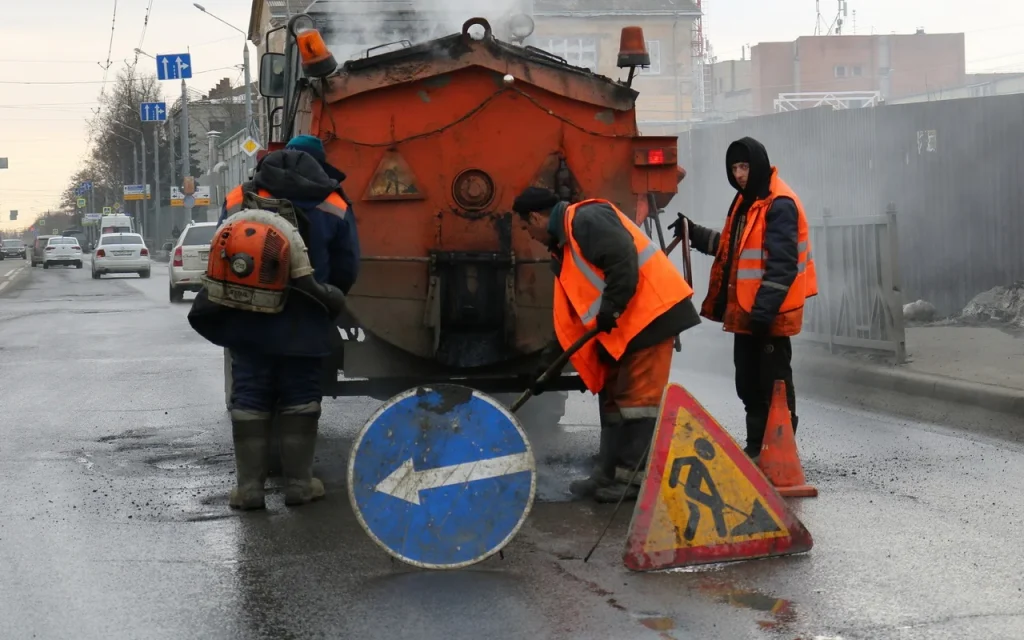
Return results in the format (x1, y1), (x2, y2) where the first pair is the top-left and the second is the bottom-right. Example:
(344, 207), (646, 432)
(278, 405), (326, 506)
(228, 410), (272, 510)
(594, 418), (656, 504)
(266, 419), (283, 479)
(744, 412), (767, 462)
(568, 421), (618, 499)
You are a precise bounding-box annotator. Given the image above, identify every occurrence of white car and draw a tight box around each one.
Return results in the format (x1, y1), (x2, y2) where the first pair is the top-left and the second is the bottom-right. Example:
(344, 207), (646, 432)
(169, 221), (217, 302)
(92, 233), (151, 279)
(43, 237), (83, 269)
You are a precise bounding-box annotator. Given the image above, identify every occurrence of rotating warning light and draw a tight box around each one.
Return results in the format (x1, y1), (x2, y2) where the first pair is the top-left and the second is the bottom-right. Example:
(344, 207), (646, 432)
(617, 26), (651, 69)
(289, 14), (337, 78)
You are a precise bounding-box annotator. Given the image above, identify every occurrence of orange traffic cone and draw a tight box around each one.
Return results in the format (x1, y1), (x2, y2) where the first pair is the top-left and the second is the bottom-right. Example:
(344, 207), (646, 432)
(758, 380), (818, 498)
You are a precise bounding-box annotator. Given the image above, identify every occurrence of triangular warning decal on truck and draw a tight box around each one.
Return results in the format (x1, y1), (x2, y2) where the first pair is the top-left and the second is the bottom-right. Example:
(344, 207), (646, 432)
(363, 150), (425, 201)
(623, 383), (813, 572)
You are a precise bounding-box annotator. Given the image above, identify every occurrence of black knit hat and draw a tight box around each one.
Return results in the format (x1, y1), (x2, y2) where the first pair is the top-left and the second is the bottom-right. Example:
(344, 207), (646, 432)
(512, 186), (560, 216)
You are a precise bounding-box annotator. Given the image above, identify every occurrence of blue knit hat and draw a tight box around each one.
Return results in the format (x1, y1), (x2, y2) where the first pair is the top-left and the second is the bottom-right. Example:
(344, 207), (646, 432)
(286, 134), (346, 182)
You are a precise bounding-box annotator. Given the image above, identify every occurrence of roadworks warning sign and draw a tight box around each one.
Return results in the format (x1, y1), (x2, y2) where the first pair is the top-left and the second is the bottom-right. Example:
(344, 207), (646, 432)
(623, 383), (813, 571)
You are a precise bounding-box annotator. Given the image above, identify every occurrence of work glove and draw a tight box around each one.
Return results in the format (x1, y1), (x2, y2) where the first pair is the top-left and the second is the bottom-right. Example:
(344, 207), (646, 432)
(666, 213), (694, 240)
(596, 309), (620, 334)
(749, 320), (772, 340)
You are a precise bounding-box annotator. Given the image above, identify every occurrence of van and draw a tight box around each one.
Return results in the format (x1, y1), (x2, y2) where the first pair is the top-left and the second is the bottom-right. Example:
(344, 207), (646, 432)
(99, 214), (134, 235)
(30, 235), (55, 267)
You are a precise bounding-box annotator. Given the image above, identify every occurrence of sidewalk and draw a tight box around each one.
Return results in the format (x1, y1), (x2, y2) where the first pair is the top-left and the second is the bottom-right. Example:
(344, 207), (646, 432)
(796, 325), (1024, 416)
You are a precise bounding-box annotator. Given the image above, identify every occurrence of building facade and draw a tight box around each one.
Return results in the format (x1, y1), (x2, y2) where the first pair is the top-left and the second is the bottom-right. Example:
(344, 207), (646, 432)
(532, 0), (701, 134)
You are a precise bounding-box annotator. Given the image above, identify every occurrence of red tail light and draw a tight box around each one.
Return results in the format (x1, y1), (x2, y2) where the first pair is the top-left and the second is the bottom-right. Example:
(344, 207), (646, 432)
(71, 246), (81, 251)
(96, 249), (106, 257)
(140, 248), (149, 256)
(45, 246), (54, 251)
(172, 246), (183, 267)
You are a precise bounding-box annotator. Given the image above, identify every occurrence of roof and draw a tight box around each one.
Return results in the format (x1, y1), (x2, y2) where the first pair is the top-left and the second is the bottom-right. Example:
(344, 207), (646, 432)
(534, 0), (700, 15)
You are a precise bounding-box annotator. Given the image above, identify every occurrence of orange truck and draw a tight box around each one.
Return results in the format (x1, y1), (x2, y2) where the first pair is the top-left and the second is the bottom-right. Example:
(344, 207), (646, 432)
(238, 11), (682, 423)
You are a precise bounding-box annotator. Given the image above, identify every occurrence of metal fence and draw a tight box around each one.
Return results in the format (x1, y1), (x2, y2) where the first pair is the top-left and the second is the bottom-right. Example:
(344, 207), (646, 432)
(676, 92), (1024, 318)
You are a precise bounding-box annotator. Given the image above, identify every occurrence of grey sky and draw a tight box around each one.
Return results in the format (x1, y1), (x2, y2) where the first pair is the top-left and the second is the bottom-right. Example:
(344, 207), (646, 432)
(1, 0), (1020, 229)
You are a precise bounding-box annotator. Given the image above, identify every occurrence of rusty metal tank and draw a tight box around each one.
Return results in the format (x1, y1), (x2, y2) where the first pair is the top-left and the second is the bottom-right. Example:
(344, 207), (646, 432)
(255, 15), (680, 402)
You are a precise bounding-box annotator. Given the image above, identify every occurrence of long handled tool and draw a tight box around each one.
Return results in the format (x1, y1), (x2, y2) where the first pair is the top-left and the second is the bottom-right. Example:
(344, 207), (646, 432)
(510, 326), (602, 413)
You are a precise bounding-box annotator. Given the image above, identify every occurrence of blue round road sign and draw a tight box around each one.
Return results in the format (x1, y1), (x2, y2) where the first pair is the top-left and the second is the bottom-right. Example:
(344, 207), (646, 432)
(347, 384), (537, 570)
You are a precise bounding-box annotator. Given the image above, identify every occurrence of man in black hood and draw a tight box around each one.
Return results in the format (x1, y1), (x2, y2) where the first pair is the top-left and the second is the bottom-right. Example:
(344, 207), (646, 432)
(669, 137), (818, 460)
(190, 145), (359, 511)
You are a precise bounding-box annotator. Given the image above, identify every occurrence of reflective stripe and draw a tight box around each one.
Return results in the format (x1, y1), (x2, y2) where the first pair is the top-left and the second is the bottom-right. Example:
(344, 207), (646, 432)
(620, 406), (661, 419)
(762, 280), (789, 292)
(567, 237), (659, 324)
(798, 240), (808, 252)
(740, 248), (765, 261)
(797, 262), (807, 274)
(737, 268), (764, 280)
(317, 200), (348, 218)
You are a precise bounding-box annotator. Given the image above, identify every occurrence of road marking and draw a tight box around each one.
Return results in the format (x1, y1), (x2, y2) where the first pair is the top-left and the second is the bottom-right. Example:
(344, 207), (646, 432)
(375, 451), (533, 506)
(4, 269), (14, 276)
(0, 282), (8, 292)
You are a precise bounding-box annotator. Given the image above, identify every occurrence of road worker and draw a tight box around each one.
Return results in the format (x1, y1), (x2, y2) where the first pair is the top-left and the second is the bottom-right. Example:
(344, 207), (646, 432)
(669, 136), (817, 460)
(189, 143), (358, 510)
(513, 187), (701, 503)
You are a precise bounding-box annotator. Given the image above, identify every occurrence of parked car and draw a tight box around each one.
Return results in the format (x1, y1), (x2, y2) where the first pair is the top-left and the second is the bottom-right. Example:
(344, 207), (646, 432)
(30, 235), (55, 267)
(42, 237), (83, 269)
(1, 238), (26, 259)
(92, 233), (151, 279)
(169, 222), (217, 302)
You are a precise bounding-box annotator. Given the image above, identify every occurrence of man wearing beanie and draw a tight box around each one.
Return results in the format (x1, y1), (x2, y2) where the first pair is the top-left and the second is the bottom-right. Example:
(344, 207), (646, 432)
(194, 138), (360, 511)
(513, 187), (701, 503)
(669, 136), (818, 461)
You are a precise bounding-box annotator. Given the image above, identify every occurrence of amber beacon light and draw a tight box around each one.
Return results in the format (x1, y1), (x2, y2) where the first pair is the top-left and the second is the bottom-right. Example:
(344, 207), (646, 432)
(288, 15), (337, 78)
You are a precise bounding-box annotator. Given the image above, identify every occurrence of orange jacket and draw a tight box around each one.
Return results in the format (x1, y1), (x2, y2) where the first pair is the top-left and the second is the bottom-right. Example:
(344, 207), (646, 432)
(554, 199), (694, 393)
(223, 185), (349, 219)
(701, 171), (817, 336)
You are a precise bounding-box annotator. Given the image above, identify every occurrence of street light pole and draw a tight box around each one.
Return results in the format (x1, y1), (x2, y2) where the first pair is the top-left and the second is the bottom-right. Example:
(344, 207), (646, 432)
(115, 121), (148, 235)
(110, 131), (140, 222)
(193, 3), (256, 173)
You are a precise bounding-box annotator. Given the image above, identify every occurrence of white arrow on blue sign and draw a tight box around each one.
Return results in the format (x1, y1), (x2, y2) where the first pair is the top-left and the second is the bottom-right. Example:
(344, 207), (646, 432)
(156, 53), (192, 81)
(140, 102), (167, 122)
(347, 384), (536, 570)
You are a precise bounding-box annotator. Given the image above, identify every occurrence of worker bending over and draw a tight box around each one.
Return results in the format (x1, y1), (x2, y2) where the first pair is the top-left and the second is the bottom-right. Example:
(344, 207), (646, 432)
(513, 187), (700, 503)
(189, 141), (358, 510)
(669, 136), (817, 460)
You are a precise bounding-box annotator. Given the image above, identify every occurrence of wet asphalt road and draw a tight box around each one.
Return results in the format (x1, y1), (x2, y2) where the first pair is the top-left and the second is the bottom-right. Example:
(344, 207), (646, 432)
(1, 257), (1022, 640)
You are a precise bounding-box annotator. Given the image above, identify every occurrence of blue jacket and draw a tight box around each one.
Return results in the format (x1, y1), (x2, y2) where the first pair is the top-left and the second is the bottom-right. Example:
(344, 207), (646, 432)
(189, 149), (359, 358)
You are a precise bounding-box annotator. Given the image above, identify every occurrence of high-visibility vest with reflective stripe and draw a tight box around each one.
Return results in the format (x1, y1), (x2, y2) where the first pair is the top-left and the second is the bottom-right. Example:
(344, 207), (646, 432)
(223, 185), (349, 219)
(700, 170), (818, 336)
(554, 199), (694, 394)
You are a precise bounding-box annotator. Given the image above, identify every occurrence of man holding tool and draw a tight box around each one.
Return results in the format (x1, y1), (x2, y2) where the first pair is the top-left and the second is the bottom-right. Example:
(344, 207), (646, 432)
(668, 136), (817, 461)
(512, 187), (701, 503)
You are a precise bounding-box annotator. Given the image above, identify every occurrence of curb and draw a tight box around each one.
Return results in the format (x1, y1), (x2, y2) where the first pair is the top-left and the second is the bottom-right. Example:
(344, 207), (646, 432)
(797, 353), (1024, 417)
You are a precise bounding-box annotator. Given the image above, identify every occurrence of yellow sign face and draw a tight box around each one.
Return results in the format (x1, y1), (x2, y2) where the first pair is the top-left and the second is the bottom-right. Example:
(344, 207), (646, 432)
(363, 151), (424, 201)
(641, 409), (788, 555)
(241, 137), (261, 156)
(623, 383), (813, 571)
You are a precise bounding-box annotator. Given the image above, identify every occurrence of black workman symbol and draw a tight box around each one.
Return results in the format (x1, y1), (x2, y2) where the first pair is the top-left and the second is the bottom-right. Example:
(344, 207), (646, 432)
(669, 437), (728, 541)
(668, 437), (783, 541)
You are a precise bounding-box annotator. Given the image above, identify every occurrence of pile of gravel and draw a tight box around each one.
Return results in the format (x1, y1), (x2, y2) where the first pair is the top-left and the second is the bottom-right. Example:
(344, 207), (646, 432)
(960, 281), (1024, 328)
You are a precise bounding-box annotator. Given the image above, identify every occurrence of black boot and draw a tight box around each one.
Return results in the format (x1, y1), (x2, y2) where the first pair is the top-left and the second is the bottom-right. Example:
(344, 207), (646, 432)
(228, 410), (272, 510)
(278, 407), (326, 506)
(743, 412), (767, 461)
(594, 418), (656, 504)
(569, 422), (617, 499)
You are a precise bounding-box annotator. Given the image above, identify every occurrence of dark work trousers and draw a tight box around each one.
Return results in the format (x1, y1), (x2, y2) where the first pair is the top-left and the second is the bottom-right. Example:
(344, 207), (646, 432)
(733, 334), (798, 453)
(230, 350), (324, 414)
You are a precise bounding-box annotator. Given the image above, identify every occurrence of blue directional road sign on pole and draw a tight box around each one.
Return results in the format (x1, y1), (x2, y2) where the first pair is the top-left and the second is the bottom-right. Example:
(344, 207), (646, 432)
(348, 384), (537, 569)
(155, 53), (192, 81)
(140, 102), (167, 122)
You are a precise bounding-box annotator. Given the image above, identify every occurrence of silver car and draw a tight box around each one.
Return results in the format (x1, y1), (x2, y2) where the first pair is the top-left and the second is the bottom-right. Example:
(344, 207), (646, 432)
(169, 222), (217, 302)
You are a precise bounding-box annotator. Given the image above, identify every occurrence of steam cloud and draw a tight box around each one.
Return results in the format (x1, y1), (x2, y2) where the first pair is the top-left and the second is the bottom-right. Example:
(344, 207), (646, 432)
(314, 0), (533, 60)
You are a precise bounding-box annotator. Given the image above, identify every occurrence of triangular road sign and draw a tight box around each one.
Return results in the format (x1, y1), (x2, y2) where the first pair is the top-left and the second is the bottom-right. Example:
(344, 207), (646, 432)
(623, 383), (813, 572)
(363, 150), (425, 201)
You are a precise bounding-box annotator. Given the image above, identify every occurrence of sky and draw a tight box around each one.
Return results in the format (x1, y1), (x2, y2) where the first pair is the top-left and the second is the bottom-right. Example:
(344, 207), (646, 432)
(2, 0), (1023, 231)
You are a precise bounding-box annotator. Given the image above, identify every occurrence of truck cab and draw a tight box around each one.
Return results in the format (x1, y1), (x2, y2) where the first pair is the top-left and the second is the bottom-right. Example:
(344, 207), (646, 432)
(99, 214), (134, 236)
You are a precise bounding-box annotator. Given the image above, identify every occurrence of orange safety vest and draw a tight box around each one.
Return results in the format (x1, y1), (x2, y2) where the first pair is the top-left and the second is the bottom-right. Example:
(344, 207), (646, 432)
(554, 199), (695, 394)
(701, 169), (818, 337)
(223, 184), (349, 219)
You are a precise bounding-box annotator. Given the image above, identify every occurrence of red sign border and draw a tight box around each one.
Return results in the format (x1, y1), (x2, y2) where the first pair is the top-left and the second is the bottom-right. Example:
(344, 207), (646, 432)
(623, 383), (813, 571)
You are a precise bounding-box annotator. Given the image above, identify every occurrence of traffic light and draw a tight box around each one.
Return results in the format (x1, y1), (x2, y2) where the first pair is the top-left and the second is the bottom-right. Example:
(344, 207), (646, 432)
(9, 210), (16, 221)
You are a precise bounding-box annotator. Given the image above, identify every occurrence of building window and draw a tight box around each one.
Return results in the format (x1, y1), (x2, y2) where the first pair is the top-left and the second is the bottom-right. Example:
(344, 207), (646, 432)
(538, 37), (598, 71)
(834, 65), (847, 78)
(852, 65), (863, 77)
(639, 40), (661, 75)
(208, 120), (226, 134)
